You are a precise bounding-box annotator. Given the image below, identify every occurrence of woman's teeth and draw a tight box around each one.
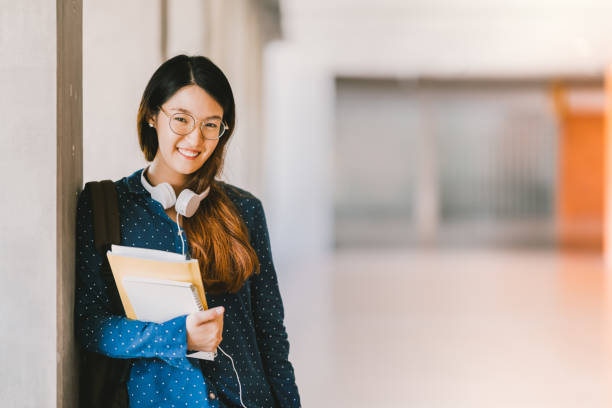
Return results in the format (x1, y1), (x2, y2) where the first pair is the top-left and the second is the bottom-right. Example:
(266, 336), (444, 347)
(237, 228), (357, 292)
(178, 148), (200, 158)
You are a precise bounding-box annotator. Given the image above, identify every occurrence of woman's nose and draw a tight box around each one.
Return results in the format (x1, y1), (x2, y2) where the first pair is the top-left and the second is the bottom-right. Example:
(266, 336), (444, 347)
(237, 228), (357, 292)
(184, 125), (203, 144)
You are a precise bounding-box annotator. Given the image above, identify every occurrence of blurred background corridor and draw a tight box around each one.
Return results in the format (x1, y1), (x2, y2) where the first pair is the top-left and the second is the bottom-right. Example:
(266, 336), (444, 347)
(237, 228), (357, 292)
(78, 0), (612, 406)
(6, 0), (612, 406)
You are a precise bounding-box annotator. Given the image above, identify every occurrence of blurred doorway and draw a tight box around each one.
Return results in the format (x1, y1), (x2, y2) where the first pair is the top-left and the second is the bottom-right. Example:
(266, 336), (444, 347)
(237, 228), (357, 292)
(334, 78), (559, 249)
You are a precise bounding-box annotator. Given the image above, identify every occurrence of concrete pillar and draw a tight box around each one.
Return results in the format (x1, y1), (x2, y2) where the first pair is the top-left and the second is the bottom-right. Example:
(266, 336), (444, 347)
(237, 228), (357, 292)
(0, 0), (81, 406)
(263, 42), (335, 267)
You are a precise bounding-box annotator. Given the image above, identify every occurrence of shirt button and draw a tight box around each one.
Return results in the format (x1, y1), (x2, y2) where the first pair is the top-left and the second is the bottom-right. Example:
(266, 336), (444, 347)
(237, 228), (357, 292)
(209, 392), (216, 400)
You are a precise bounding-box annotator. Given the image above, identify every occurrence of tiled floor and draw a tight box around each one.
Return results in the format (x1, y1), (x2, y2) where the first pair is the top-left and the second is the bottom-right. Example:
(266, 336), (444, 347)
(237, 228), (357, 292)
(281, 248), (612, 407)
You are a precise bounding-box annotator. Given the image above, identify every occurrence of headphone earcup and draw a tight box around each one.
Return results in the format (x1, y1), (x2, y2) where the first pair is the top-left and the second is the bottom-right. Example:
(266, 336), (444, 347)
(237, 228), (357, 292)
(150, 182), (177, 210)
(176, 189), (202, 218)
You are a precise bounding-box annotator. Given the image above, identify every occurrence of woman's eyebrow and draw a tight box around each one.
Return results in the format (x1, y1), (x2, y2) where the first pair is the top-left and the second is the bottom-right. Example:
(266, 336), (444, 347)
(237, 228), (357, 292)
(168, 107), (222, 120)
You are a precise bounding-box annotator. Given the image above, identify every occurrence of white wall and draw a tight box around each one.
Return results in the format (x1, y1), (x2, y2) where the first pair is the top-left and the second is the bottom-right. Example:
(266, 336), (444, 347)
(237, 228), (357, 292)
(83, 0), (157, 183)
(0, 1), (57, 406)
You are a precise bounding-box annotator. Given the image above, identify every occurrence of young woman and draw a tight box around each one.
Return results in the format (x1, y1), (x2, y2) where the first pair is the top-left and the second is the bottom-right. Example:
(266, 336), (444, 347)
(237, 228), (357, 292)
(75, 55), (301, 408)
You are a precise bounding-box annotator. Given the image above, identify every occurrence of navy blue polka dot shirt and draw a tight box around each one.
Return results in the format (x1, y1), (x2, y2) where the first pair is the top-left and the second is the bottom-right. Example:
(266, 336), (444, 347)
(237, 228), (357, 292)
(75, 169), (301, 408)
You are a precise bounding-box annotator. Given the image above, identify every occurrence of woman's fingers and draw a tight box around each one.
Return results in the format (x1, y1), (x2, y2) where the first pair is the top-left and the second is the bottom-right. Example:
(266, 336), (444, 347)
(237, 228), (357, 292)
(186, 306), (225, 351)
(190, 306), (224, 325)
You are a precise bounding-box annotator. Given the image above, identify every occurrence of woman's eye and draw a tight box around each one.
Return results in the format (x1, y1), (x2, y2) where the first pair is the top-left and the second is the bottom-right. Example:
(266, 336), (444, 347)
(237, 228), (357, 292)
(174, 117), (187, 123)
(204, 122), (219, 129)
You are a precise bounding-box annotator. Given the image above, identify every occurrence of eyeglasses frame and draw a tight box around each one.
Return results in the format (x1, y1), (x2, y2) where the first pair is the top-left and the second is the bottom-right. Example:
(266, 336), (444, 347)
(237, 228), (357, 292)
(157, 106), (229, 140)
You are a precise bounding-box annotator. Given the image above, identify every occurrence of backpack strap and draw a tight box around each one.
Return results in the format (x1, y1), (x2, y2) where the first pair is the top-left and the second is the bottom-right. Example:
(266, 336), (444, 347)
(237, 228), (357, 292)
(88, 180), (120, 253)
(85, 180), (124, 315)
(80, 180), (131, 408)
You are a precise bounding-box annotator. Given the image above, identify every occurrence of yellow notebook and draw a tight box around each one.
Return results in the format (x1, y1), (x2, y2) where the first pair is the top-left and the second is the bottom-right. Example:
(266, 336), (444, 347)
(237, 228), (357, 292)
(106, 245), (208, 320)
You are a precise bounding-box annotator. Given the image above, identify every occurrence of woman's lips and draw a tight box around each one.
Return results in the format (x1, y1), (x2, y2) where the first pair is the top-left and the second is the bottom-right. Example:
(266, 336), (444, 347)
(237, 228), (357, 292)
(177, 147), (201, 160)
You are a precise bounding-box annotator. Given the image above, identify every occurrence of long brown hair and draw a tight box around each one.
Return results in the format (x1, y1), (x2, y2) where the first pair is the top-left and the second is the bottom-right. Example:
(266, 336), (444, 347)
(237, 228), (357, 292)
(136, 54), (259, 294)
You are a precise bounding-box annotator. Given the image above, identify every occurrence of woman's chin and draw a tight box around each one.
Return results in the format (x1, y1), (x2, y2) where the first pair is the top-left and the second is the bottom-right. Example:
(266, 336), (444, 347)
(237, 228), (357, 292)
(170, 160), (205, 176)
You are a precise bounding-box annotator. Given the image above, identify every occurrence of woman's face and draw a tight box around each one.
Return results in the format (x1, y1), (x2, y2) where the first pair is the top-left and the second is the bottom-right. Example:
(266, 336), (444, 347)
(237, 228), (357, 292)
(150, 84), (223, 178)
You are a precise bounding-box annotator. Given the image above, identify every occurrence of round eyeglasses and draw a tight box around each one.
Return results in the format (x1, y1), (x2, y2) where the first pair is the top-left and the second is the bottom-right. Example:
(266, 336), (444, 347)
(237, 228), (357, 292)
(158, 107), (229, 140)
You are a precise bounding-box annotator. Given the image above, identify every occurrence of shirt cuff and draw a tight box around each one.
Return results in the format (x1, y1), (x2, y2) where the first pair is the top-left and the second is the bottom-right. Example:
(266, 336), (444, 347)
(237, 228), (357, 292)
(154, 314), (197, 371)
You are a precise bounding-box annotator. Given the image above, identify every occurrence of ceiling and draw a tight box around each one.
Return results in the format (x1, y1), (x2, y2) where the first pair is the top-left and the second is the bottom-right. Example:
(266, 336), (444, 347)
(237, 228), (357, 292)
(279, 0), (612, 78)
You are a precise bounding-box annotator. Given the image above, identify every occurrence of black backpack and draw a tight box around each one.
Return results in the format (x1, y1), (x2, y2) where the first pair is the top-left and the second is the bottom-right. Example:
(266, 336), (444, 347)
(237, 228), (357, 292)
(78, 180), (131, 407)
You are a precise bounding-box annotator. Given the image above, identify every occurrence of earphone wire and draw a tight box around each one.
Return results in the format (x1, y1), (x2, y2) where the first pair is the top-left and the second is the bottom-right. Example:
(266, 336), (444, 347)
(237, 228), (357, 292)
(175, 213), (186, 257)
(175, 214), (246, 407)
(142, 169), (246, 404)
(218, 345), (247, 408)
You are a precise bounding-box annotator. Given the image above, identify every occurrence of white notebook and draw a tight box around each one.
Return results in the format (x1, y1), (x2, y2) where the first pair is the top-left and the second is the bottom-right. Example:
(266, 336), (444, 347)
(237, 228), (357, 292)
(122, 276), (204, 323)
(121, 275), (213, 360)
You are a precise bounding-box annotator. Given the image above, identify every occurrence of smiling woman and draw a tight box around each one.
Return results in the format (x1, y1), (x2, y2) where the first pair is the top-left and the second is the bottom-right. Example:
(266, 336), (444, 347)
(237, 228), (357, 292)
(148, 85), (224, 182)
(75, 55), (301, 408)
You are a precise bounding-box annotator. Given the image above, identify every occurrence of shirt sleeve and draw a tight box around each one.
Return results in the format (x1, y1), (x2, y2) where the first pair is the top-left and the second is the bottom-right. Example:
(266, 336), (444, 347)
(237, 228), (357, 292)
(249, 198), (301, 408)
(74, 185), (194, 371)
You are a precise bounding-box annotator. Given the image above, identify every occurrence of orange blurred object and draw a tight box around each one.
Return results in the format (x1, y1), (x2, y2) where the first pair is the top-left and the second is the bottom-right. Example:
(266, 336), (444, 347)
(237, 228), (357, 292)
(553, 83), (605, 251)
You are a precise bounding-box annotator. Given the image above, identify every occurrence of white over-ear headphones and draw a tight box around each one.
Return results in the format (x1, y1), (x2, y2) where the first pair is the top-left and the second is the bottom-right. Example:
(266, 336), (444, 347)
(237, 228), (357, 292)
(140, 168), (210, 218)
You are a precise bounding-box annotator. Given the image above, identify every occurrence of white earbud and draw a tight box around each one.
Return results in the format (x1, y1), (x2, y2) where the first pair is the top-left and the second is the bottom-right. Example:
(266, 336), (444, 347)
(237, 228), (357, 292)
(140, 168), (210, 217)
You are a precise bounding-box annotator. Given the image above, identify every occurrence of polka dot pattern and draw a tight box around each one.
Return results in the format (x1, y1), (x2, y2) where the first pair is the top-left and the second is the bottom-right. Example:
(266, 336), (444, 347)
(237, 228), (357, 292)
(75, 169), (301, 407)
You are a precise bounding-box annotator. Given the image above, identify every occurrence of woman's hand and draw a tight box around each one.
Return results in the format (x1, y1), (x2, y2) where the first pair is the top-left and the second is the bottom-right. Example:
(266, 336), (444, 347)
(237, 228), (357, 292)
(185, 306), (224, 352)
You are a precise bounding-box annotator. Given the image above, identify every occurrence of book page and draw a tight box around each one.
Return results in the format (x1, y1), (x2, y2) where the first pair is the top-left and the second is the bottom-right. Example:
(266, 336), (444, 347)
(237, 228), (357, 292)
(111, 244), (187, 262)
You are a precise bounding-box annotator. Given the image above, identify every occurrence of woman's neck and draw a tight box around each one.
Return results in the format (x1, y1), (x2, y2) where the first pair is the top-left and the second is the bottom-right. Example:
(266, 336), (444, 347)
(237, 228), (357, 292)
(147, 159), (189, 194)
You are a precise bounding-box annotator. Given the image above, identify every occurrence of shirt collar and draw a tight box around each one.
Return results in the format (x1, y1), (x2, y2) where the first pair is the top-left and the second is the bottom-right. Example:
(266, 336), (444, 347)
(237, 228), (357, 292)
(125, 167), (149, 195)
